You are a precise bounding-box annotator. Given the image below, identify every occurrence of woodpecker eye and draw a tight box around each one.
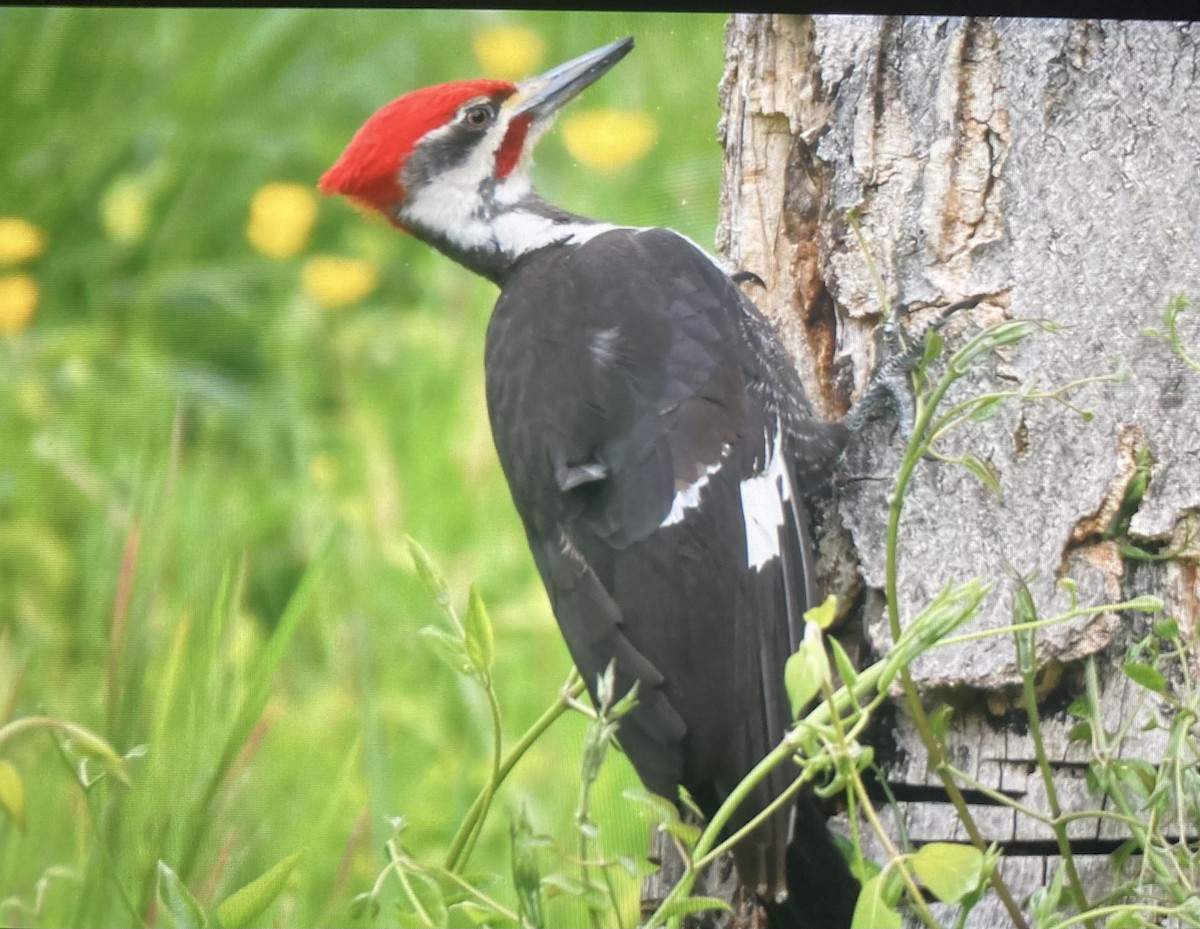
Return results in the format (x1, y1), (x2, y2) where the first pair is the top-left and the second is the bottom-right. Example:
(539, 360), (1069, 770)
(463, 104), (494, 130)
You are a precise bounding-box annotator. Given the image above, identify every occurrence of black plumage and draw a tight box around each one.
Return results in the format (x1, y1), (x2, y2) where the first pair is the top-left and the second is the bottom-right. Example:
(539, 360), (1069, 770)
(485, 226), (855, 925)
(319, 37), (864, 929)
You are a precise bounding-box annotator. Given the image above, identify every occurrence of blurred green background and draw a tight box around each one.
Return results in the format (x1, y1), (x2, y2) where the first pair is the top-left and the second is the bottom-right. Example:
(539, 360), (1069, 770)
(0, 8), (727, 927)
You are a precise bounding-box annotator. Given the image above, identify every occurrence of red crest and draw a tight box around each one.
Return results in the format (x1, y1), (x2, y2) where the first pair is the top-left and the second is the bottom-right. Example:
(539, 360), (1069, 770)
(318, 79), (516, 221)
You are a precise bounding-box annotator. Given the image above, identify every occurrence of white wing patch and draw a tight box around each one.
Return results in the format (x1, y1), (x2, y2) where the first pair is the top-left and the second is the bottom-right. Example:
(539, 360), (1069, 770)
(740, 421), (792, 571)
(660, 444), (731, 528)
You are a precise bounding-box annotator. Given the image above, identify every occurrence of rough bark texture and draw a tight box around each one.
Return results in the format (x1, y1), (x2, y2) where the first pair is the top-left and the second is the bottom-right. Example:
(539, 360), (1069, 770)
(645, 14), (1200, 927)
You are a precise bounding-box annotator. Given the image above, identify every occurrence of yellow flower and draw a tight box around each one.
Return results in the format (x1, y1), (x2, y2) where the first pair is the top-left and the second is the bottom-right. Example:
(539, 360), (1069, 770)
(561, 109), (657, 172)
(247, 182), (318, 259)
(301, 256), (380, 309)
(472, 25), (544, 80)
(0, 218), (47, 264)
(0, 274), (39, 334)
(100, 177), (150, 244)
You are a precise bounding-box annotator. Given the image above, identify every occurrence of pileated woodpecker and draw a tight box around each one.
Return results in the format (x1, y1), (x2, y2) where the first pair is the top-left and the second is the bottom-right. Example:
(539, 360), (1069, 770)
(321, 37), (865, 929)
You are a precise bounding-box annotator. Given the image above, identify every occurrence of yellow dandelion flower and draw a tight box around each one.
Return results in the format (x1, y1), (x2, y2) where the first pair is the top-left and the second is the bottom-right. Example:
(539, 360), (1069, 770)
(247, 182), (318, 259)
(301, 256), (380, 310)
(100, 177), (150, 244)
(0, 218), (47, 264)
(0, 274), (39, 334)
(472, 25), (544, 80)
(561, 109), (658, 172)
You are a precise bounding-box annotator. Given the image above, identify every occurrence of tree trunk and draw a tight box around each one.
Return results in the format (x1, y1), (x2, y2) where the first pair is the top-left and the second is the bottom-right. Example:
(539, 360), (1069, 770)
(645, 14), (1200, 927)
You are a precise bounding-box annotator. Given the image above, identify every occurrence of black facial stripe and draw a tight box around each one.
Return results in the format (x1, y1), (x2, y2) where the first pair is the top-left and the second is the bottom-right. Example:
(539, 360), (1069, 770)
(402, 94), (507, 194)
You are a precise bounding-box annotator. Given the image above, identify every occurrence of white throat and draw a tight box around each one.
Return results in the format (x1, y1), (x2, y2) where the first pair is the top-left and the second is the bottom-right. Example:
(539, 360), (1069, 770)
(401, 170), (617, 260)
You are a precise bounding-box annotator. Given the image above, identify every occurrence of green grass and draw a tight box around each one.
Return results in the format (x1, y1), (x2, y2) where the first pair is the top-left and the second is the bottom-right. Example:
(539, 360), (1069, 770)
(0, 9), (726, 926)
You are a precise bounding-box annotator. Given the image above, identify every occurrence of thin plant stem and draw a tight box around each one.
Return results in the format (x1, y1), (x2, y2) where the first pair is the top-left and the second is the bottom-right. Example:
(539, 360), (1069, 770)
(456, 675), (506, 875)
(437, 867), (523, 925)
(444, 670), (584, 873)
(1049, 901), (1200, 929)
(387, 840), (434, 927)
(644, 662), (889, 928)
(936, 597), (1161, 649)
(0, 716), (127, 781)
(575, 770), (604, 929)
(1014, 620), (1095, 926)
(848, 765), (940, 929)
(882, 333), (1031, 929)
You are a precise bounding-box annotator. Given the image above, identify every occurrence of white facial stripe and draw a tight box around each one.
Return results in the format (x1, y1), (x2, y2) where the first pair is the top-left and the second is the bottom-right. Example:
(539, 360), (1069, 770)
(660, 444), (731, 528)
(399, 98), (622, 260)
(403, 169), (619, 258)
(494, 211), (618, 252)
(740, 422), (791, 571)
(399, 104), (513, 238)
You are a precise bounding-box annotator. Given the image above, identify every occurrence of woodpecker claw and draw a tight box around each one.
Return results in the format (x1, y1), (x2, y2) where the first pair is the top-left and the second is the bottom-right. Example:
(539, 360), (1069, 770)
(731, 269), (767, 289)
(846, 296), (981, 440)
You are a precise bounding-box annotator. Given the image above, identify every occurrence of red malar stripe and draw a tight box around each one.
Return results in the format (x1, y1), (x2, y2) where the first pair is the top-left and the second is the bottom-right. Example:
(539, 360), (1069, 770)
(495, 115), (533, 179)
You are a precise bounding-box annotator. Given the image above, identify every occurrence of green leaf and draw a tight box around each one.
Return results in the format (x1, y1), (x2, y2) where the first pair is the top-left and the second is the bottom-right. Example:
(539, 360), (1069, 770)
(829, 636), (858, 691)
(510, 805), (546, 929)
(881, 580), (988, 685)
(921, 328), (944, 368)
(804, 594), (838, 630)
(215, 849), (303, 929)
(909, 842), (985, 903)
(348, 893), (380, 919)
(464, 584), (494, 673)
(623, 786), (699, 845)
(1027, 863), (1066, 925)
(966, 396), (1004, 423)
(540, 872), (606, 909)
(419, 626), (469, 675)
(654, 896), (734, 921)
(405, 535), (451, 610)
(929, 703), (954, 741)
(609, 679), (640, 720)
(157, 860), (208, 929)
(64, 726), (132, 787)
(451, 900), (510, 926)
(398, 863), (449, 928)
(848, 850), (881, 886)
(950, 320), (1034, 374)
(662, 818), (701, 847)
(959, 453), (1001, 496)
(1111, 758), (1157, 801)
(785, 635), (828, 718)
(1109, 911), (1149, 929)
(0, 761), (26, 833)
(622, 786), (677, 823)
(1122, 661), (1165, 694)
(850, 874), (900, 929)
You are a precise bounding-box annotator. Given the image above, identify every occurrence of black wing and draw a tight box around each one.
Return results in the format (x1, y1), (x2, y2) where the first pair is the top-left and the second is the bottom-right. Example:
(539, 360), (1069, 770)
(484, 227), (846, 897)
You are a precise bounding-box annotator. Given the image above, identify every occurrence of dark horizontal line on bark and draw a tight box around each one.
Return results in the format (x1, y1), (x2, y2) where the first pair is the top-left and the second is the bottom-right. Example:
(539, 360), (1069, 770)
(871, 780), (1025, 806)
(991, 837), (1195, 857)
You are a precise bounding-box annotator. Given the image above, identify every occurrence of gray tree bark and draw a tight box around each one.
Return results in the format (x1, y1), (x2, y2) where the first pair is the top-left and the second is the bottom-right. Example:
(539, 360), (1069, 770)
(644, 14), (1200, 928)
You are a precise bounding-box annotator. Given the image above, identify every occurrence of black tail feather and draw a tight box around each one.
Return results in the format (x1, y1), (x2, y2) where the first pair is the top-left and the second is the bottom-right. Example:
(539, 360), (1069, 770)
(762, 796), (860, 929)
